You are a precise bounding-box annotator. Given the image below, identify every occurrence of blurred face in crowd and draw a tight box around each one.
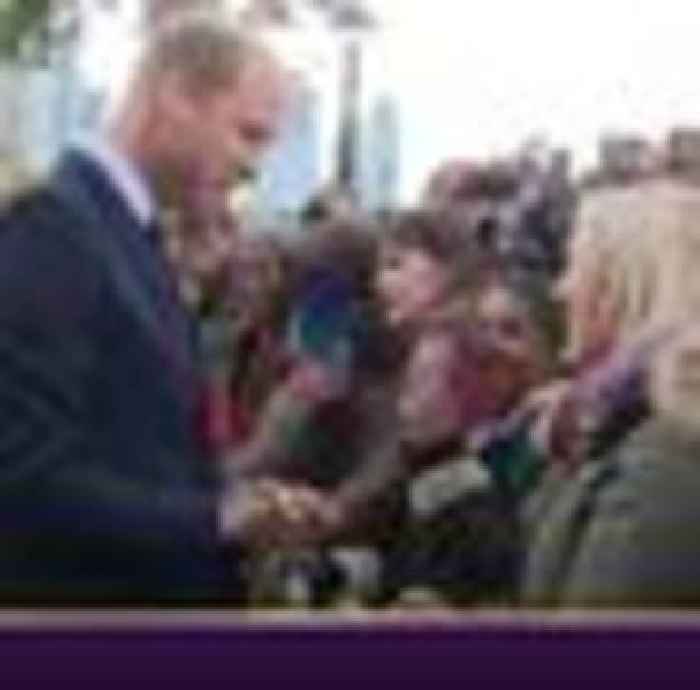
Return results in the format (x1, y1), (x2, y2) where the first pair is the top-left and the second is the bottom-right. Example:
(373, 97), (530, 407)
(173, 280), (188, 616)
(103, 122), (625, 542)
(475, 285), (541, 406)
(476, 286), (541, 371)
(376, 241), (451, 327)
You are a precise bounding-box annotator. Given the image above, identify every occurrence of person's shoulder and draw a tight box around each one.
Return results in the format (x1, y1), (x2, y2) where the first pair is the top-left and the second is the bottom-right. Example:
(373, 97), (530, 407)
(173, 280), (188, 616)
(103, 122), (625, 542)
(2, 185), (88, 257)
(610, 416), (700, 475)
(0, 172), (90, 239)
(556, 418), (700, 606)
(1, 181), (61, 223)
(589, 418), (700, 531)
(0, 182), (103, 321)
(1, 162), (105, 248)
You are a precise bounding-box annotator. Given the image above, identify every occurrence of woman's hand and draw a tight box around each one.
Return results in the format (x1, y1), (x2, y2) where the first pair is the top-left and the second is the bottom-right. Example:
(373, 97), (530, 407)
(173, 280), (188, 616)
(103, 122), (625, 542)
(523, 380), (584, 466)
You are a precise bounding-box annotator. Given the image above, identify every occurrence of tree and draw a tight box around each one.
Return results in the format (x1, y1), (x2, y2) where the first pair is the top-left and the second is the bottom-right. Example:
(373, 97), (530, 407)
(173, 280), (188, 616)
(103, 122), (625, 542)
(0, 0), (51, 62)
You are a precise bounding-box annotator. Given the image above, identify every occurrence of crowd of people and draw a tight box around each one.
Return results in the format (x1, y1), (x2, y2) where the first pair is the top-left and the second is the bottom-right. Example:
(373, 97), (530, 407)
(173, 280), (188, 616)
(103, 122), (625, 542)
(185, 130), (700, 609)
(1, 10), (700, 611)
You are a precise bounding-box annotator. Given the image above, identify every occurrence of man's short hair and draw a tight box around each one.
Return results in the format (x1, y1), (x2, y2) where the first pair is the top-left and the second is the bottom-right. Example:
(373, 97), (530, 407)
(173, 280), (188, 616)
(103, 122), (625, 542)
(141, 11), (274, 97)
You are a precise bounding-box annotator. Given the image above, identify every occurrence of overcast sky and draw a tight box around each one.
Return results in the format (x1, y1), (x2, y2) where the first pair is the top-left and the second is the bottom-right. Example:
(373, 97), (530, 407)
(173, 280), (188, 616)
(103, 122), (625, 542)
(78, 1), (700, 205)
(367, 0), (700, 202)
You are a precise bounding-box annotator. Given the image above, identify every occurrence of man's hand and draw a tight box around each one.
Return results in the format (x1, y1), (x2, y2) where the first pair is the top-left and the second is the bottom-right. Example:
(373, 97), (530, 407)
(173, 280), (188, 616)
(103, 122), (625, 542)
(218, 479), (339, 549)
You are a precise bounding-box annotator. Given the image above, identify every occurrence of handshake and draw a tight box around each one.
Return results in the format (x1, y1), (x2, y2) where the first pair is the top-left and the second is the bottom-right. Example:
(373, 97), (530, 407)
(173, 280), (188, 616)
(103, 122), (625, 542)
(219, 478), (346, 549)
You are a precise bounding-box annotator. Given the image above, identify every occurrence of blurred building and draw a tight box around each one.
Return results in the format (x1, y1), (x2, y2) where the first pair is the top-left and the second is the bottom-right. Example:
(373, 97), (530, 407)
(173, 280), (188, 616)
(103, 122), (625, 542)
(668, 127), (700, 176)
(0, 0), (146, 175)
(598, 133), (655, 182)
(361, 89), (400, 212)
(255, 78), (324, 220)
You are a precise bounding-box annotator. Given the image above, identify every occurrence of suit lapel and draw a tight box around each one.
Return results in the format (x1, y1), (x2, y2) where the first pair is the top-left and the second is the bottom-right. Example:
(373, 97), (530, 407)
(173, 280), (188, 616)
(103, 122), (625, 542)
(50, 152), (197, 398)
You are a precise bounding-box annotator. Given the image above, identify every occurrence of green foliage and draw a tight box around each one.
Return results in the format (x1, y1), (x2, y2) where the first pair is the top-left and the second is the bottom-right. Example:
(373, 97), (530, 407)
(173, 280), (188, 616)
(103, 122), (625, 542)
(0, 0), (50, 61)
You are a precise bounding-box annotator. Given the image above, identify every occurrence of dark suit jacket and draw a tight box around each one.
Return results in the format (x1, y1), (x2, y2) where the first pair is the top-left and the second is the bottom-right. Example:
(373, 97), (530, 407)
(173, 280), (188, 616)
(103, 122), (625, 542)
(0, 151), (240, 605)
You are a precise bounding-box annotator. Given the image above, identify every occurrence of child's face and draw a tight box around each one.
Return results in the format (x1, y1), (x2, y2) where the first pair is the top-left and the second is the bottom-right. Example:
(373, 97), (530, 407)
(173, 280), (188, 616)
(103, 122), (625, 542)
(476, 285), (540, 396)
(376, 242), (451, 327)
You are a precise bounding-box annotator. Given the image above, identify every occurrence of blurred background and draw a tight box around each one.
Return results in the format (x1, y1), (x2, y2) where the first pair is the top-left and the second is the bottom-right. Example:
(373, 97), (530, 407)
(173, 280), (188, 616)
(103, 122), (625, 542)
(3, 0), (700, 218)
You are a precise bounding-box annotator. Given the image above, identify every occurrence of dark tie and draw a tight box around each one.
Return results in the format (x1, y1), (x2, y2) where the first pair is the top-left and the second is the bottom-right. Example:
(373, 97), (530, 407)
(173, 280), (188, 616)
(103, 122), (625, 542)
(142, 218), (198, 396)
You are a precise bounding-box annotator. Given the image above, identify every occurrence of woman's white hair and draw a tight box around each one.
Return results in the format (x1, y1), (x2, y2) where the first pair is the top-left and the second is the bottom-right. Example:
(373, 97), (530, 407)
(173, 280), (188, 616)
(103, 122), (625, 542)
(569, 179), (700, 352)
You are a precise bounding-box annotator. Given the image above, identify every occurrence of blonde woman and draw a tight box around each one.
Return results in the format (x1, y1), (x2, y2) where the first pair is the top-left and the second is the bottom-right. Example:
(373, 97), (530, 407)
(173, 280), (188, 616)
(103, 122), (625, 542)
(528, 180), (700, 464)
(522, 179), (700, 608)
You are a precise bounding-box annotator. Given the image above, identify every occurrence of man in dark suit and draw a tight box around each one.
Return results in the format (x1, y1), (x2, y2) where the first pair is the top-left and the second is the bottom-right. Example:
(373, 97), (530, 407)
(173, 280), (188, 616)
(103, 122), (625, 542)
(0, 14), (307, 605)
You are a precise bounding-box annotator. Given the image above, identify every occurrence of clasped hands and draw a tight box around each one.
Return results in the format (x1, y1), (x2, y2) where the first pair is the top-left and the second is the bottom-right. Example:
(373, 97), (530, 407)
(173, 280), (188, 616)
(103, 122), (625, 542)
(220, 478), (346, 549)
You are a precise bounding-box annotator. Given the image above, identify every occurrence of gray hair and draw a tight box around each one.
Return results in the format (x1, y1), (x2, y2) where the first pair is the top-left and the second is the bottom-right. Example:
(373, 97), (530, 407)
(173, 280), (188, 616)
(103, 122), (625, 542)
(566, 179), (700, 356)
(140, 10), (275, 97)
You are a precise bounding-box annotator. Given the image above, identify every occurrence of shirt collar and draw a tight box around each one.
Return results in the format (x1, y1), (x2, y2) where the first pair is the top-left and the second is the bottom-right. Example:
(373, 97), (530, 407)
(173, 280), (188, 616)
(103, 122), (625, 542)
(75, 136), (156, 228)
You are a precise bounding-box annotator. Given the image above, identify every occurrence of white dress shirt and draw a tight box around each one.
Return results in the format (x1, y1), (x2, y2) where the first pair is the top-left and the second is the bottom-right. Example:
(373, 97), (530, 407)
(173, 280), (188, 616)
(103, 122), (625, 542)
(75, 137), (156, 228)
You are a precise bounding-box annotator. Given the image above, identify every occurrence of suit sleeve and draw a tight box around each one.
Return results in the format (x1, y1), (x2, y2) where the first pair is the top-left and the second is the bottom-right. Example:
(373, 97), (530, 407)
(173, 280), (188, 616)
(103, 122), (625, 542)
(0, 209), (220, 556)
